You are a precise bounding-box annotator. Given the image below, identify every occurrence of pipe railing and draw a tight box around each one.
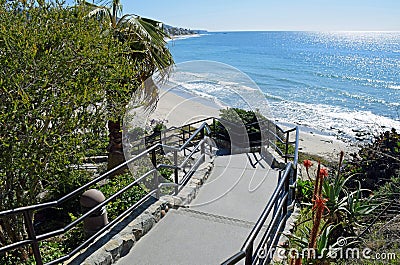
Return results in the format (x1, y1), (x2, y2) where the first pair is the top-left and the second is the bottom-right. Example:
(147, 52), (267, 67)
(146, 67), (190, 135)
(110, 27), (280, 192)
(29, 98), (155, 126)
(0, 116), (297, 265)
(221, 163), (295, 265)
(0, 121), (212, 265)
(221, 125), (299, 265)
(141, 116), (296, 164)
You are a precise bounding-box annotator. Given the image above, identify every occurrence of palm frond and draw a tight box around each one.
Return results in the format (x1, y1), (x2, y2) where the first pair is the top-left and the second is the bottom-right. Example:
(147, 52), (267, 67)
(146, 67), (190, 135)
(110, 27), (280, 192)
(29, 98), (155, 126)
(119, 14), (173, 77)
(82, 1), (114, 27)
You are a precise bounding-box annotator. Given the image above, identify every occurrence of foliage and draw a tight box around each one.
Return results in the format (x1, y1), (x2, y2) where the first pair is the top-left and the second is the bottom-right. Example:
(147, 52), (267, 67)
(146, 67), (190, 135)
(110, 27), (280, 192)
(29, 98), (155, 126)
(218, 108), (261, 133)
(322, 175), (378, 237)
(148, 118), (167, 133)
(376, 174), (400, 200)
(156, 156), (173, 181)
(290, 156), (380, 264)
(213, 108), (275, 151)
(97, 173), (147, 220)
(296, 179), (314, 204)
(346, 128), (400, 190)
(83, 0), (175, 170)
(82, 0), (174, 107)
(0, 0), (167, 260)
(291, 130), (400, 264)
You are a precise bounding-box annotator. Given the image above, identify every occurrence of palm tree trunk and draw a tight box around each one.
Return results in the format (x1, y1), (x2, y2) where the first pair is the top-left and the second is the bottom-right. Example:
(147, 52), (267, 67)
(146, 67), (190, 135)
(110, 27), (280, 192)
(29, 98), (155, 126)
(107, 119), (127, 175)
(112, 1), (117, 27)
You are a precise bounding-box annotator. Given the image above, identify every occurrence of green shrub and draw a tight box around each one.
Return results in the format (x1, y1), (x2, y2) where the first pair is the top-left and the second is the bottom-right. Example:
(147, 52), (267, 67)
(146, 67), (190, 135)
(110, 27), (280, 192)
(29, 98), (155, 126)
(296, 179), (314, 204)
(0, 1), (159, 261)
(346, 128), (400, 190)
(97, 173), (147, 220)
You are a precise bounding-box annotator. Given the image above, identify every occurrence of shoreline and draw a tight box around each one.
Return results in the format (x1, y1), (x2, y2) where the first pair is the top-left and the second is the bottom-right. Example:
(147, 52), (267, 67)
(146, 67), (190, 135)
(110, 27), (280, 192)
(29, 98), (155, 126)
(149, 87), (220, 128)
(152, 89), (360, 161)
(278, 122), (361, 162)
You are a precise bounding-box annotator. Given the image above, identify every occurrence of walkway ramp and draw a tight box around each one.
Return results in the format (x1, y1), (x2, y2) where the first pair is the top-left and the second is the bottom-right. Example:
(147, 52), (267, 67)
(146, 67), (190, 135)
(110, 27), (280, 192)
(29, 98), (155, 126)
(117, 153), (281, 265)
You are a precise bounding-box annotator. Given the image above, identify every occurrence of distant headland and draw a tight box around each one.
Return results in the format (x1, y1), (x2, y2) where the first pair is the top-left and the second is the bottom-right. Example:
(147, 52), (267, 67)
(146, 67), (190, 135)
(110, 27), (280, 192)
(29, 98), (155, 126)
(164, 24), (207, 36)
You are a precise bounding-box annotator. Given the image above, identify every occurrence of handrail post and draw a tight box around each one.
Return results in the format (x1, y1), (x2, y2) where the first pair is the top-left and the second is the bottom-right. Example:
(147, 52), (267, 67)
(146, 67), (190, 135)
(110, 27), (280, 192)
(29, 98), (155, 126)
(267, 119), (270, 148)
(274, 170), (282, 215)
(245, 243), (253, 265)
(23, 211), (43, 265)
(174, 150), (179, 195)
(151, 149), (157, 168)
(290, 163), (296, 205)
(154, 171), (160, 200)
(285, 131), (290, 163)
(283, 169), (290, 217)
(182, 129), (186, 156)
(213, 117), (216, 133)
(151, 149), (160, 198)
(200, 128), (205, 156)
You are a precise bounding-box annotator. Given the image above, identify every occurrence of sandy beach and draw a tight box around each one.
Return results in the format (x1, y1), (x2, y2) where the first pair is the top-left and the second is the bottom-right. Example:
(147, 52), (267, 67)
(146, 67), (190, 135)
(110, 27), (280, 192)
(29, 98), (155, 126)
(150, 89), (359, 162)
(149, 88), (220, 128)
(297, 130), (359, 161)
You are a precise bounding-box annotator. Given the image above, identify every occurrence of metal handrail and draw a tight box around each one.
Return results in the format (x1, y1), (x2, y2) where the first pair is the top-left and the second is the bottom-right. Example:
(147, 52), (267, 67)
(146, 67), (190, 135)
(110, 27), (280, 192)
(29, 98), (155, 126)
(47, 190), (158, 265)
(0, 145), (160, 217)
(0, 119), (212, 265)
(221, 163), (293, 265)
(150, 116), (295, 164)
(221, 125), (299, 265)
(36, 169), (156, 242)
(0, 123), (210, 217)
(242, 163), (292, 251)
(293, 127), (300, 166)
(0, 116), (298, 265)
(164, 117), (215, 134)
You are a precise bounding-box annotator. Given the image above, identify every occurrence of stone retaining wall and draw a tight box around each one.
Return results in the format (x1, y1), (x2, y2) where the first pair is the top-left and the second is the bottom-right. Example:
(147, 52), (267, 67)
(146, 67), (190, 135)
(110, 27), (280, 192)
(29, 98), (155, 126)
(67, 158), (214, 265)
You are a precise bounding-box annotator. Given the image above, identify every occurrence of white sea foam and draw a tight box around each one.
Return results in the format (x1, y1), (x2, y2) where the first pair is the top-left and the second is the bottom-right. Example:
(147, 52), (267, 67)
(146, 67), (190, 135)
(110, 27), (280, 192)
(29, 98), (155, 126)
(270, 100), (400, 140)
(167, 67), (400, 141)
(165, 34), (201, 43)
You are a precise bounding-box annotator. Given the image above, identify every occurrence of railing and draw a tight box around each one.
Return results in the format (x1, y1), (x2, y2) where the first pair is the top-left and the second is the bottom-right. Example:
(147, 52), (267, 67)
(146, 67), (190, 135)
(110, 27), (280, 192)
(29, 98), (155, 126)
(210, 117), (297, 162)
(221, 126), (299, 265)
(0, 116), (298, 265)
(0, 122), (212, 265)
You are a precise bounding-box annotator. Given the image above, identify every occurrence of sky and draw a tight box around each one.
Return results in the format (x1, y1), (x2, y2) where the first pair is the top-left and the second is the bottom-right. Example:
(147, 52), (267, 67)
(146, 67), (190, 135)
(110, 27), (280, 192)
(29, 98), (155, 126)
(76, 0), (400, 31)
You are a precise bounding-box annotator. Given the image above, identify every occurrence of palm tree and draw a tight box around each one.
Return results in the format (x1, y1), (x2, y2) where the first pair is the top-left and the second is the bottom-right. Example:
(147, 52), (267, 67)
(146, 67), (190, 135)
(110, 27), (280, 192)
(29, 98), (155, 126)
(81, 0), (174, 170)
(83, 0), (173, 77)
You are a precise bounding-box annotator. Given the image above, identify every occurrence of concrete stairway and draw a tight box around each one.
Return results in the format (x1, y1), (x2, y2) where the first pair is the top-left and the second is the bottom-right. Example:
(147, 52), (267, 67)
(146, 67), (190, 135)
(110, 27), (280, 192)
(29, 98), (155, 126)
(116, 153), (281, 265)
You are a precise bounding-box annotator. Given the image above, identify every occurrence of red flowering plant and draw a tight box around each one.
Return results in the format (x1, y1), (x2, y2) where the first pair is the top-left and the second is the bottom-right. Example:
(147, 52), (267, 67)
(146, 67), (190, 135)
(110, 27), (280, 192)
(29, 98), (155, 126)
(289, 159), (332, 263)
(288, 151), (379, 264)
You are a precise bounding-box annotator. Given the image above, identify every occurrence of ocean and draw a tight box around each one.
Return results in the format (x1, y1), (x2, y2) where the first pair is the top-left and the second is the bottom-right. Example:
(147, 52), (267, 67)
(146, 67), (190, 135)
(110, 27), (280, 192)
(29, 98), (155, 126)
(167, 31), (400, 141)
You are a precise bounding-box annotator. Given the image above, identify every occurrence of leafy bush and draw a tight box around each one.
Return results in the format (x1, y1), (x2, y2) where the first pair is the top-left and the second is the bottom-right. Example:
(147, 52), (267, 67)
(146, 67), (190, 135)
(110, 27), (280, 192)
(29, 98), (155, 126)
(296, 179), (314, 204)
(346, 128), (400, 190)
(213, 108), (276, 151)
(290, 130), (400, 264)
(218, 108), (261, 133)
(376, 174), (400, 200)
(290, 157), (380, 264)
(97, 173), (147, 220)
(0, 0), (159, 260)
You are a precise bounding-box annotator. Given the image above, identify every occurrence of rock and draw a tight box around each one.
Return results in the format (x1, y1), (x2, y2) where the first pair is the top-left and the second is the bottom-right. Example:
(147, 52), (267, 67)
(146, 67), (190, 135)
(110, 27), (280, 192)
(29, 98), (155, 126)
(104, 239), (122, 261)
(120, 234), (135, 257)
